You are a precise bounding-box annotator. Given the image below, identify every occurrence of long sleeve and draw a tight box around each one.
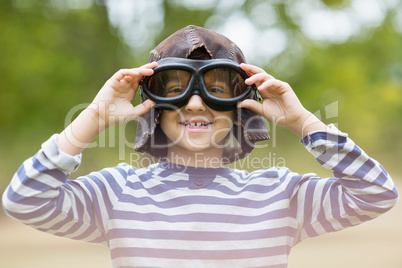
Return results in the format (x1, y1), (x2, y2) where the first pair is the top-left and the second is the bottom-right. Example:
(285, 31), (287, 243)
(2, 127), (399, 267)
(2, 134), (114, 244)
(287, 124), (399, 243)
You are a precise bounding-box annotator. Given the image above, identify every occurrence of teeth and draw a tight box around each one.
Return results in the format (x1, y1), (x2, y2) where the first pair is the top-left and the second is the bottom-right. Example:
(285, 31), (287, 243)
(182, 122), (210, 127)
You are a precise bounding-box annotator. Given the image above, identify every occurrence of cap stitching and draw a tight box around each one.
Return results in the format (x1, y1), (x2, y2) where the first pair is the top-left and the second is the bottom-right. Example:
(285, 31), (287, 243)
(186, 25), (201, 46)
(230, 42), (237, 61)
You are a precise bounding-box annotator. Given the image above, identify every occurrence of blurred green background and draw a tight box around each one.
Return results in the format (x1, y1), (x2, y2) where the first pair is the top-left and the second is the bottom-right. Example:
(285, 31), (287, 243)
(1, 1), (402, 267)
(1, 0), (401, 194)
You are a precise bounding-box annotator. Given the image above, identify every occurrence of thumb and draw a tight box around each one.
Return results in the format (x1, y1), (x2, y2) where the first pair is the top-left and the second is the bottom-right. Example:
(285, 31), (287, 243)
(237, 99), (264, 116)
(127, 99), (155, 121)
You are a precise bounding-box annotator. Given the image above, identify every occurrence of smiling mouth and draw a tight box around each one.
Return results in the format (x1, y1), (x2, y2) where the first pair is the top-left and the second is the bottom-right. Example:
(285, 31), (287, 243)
(180, 122), (211, 128)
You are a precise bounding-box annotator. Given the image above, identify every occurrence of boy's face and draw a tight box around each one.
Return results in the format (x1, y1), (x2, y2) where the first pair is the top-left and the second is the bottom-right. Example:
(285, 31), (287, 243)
(159, 94), (234, 154)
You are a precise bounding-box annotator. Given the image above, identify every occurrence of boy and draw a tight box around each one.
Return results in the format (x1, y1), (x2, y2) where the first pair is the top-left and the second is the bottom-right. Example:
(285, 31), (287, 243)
(2, 25), (399, 267)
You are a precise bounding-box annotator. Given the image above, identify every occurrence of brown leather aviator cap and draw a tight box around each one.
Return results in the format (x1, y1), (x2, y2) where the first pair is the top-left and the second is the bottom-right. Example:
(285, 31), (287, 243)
(134, 25), (270, 163)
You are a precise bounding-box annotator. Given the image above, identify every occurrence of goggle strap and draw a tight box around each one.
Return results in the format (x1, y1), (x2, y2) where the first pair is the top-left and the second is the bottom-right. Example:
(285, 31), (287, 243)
(248, 86), (263, 103)
(255, 88), (263, 103)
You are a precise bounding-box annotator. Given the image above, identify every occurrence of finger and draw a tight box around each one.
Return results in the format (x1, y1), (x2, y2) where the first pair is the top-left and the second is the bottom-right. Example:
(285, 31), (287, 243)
(134, 62), (158, 78)
(112, 62), (158, 82)
(240, 63), (274, 77)
(245, 73), (272, 86)
(258, 79), (291, 98)
(128, 63), (158, 84)
(142, 61), (158, 69)
(123, 75), (135, 83)
(240, 63), (264, 74)
(111, 69), (135, 82)
(110, 71), (144, 88)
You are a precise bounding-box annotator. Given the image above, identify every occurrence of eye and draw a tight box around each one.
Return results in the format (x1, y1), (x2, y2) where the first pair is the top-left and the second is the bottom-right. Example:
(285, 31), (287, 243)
(166, 86), (185, 97)
(208, 86), (226, 94)
(207, 86), (232, 98)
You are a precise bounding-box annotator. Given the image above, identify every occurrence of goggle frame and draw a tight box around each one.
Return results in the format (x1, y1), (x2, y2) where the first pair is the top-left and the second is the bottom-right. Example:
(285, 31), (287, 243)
(140, 57), (257, 111)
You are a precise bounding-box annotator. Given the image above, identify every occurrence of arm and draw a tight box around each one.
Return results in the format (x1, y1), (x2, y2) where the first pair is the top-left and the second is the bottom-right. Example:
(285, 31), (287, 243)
(239, 63), (398, 241)
(291, 125), (398, 242)
(2, 62), (157, 242)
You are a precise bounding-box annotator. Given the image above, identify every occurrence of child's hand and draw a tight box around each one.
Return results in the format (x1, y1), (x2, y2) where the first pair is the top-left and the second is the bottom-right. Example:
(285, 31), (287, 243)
(238, 63), (327, 137)
(90, 62), (158, 130)
(58, 62), (157, 156)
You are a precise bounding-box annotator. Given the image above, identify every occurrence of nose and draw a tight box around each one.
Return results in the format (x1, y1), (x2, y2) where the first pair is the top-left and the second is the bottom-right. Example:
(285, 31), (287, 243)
(184, 94), (206, 112)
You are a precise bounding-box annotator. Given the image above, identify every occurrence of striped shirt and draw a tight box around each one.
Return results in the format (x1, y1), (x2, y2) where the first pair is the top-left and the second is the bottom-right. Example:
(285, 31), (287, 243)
(2, 125), (398, 267)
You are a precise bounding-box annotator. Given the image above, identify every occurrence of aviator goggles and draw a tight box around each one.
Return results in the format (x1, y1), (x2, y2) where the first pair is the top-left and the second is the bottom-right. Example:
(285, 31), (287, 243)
(140, 58), (259, 111)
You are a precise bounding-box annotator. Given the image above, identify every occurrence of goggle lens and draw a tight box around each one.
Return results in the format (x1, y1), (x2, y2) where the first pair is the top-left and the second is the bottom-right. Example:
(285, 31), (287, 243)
(203, 68), (247, 99)
(147, 70), (191, 98)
